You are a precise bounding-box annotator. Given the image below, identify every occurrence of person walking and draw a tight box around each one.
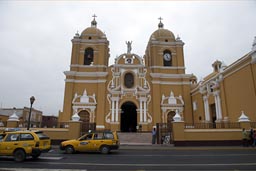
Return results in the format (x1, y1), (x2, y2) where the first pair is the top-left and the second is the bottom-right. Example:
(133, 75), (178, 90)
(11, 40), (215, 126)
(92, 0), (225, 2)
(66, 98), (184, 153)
(152, 127), (157, 144)
(242, 128), (249, 147)
(253, 130), (256, 147)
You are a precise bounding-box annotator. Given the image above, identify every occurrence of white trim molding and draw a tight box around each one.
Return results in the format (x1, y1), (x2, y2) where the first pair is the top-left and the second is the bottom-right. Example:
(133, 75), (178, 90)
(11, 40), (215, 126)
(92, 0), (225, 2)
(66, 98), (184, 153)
(151, 81), (191, 85)
(65, 79), (107, 83)
(150, 73), (193, 79)
(64, 71), (108, 77)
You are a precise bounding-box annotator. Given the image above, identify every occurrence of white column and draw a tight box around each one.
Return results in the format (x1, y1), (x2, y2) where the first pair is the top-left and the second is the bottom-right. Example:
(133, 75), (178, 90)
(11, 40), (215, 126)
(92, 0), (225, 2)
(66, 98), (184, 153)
(214, 94), (219, 120)
(143, 101), (147, 122)
(203, 95), (210, 121)
(111, 100), (115, 122)
(140, 100), (143, 122)
(217, 94), (222, 120)
(115, 100), (119, 122)
(214, 91), (222, 120)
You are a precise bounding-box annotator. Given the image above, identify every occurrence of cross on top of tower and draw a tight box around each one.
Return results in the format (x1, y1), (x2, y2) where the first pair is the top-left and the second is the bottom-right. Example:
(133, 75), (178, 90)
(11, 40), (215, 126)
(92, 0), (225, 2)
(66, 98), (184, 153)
(91, 14), (97, 27)
(92, 14), (97, 20)
(158, 17), (163, 22)
(158, 16), (164, 29)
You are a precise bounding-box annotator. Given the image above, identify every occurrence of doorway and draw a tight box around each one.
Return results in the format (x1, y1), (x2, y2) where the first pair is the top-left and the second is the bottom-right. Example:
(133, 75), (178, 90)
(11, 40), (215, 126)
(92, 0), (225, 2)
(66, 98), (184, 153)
(78, 110), (90, 135)
(120, 102), (137, 132)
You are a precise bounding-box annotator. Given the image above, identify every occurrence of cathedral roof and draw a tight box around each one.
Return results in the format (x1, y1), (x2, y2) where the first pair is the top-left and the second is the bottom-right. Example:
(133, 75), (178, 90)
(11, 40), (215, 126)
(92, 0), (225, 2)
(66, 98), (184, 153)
(80, 15), (106, 39)
(81, 27), (105, 37)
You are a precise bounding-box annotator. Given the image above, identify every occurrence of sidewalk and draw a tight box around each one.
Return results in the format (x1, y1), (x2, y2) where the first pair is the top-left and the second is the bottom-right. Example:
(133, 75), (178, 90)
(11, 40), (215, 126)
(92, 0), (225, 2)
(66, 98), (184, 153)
(52, 144), (256, 151)
(119, 143), (256, 150)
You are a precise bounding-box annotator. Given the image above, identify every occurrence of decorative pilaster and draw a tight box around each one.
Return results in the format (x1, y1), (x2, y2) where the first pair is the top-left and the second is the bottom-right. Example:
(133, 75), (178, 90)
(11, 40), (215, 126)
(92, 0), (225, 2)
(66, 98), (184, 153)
(143, 101), (147, 122)
(115, 99), (119, 122)
(203, 95), (210, 122)
(213, 91), (222, 121)
(140, 100), (143, 122)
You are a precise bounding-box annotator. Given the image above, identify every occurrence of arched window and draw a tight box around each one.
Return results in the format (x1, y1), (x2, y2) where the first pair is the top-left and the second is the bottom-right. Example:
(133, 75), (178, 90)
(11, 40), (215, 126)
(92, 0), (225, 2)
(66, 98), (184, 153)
(163, 50), (172, 67)
(84, 48), (94, 65)
(124, 73), (134, 88)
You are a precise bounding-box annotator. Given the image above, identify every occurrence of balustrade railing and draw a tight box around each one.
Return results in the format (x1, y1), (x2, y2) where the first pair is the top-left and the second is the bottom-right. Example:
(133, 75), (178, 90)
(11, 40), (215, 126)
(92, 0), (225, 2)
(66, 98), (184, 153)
(185, 122), (241, 129)
(250, 122), (256, 128)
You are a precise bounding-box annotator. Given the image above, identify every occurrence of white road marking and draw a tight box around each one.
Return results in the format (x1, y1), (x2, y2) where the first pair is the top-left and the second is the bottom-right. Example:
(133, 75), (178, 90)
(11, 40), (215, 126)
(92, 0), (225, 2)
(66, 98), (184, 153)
(0, 169), (86, 171)
(37, 161), (256, 167)
(39, 156), (63, 160)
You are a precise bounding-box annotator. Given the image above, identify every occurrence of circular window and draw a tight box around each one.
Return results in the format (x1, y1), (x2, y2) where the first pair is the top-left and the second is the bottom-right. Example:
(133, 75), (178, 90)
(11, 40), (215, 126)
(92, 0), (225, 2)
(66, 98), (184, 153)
(124, 73), (134, 88)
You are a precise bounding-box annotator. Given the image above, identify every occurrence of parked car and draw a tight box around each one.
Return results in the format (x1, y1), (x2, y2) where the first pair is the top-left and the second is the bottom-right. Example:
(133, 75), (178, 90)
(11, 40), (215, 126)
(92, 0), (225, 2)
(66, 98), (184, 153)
(0, 130), (51, 162)
(60, 131), (119, 154)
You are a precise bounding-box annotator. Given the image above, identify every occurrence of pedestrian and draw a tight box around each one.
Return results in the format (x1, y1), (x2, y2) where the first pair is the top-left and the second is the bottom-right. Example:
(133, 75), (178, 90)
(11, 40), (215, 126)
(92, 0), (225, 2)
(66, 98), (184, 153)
(253, 130), (256, 147)
(249, 128), (254, 146)
(242, 128), (249, 147)
(152, 127), (157, 144)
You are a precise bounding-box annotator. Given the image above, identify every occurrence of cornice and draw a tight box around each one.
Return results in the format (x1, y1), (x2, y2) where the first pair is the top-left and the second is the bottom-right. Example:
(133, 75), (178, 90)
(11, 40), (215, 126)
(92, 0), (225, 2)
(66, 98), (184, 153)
(150, 73), (193, 79)
(64, 71), (108, 77)
(71, 38), (109, 44)
(151, 81), (191, 85)
(65, 79), (107, 83)
(150, 66), (186, 70)
(70, 65), (108, 69)
(149, 41), (184, 46)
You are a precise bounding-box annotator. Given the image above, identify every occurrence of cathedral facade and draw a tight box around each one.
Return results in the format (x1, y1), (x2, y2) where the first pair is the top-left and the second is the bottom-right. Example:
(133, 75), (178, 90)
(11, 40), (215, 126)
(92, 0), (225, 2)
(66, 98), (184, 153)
(58, 16), (256, 132)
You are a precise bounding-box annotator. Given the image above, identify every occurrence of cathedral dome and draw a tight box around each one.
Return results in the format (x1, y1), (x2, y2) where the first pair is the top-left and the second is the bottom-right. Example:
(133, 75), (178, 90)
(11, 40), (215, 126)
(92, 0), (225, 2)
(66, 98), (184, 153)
(80, 15), (106, 39)
(81, 27), (105, 38)
(150, 19), (175, 42)
(151, 29), (175, 41)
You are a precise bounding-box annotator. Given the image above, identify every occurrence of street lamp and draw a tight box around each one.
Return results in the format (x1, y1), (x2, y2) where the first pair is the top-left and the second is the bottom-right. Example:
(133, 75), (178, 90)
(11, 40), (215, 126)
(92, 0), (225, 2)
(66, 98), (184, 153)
(27, 96), (35, 130)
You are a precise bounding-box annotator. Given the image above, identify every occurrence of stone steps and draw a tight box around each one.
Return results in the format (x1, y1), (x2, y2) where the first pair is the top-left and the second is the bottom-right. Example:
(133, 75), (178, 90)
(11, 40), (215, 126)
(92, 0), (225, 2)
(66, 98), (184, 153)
(118, 132), (152, 145)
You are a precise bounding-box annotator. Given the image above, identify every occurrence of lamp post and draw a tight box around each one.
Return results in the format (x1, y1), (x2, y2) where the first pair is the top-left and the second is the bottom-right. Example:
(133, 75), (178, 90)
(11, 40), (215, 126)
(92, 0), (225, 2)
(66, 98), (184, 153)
(27, 96), (35, 130)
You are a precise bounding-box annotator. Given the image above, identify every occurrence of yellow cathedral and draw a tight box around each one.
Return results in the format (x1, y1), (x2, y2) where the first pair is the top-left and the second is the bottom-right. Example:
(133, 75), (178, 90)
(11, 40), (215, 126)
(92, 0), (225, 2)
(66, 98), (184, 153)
(58, 16), (256, 132)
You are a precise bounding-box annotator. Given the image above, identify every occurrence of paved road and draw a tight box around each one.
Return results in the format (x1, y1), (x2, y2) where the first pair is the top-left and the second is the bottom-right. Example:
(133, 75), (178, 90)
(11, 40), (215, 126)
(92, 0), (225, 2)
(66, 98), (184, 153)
(0, 146), (256, 170)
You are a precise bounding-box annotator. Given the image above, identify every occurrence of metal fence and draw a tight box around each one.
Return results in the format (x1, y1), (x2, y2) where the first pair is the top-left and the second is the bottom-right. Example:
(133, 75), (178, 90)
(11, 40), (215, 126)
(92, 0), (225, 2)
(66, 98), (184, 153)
(250, 122), (256, 128)
(80, 122), (96, 136)
(156, 123), (173, 144)
(185, 122), (241, 129)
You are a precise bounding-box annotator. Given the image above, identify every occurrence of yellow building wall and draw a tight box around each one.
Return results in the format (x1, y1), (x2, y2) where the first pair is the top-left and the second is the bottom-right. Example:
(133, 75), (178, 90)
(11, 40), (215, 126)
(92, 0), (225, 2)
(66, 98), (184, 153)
(223, 62), (256, 121)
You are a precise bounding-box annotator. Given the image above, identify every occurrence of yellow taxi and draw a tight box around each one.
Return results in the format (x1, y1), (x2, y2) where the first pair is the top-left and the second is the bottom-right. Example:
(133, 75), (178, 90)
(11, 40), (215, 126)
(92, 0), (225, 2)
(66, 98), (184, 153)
(0, 130), (51, 162)
(60, 131), (119, 154)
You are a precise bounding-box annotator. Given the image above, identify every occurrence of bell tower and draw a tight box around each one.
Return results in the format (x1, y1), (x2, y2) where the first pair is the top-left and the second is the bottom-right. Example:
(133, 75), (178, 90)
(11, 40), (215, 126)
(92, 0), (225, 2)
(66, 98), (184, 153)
(59, 15), (110, 129)
(70, 14), (109, 68)
(144, 18), (194, 124)
(145, 17), (185, 74)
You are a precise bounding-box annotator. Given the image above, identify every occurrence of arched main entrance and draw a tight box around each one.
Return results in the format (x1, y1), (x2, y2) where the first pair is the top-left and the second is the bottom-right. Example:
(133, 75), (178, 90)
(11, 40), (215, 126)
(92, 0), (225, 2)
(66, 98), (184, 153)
(120, 102), (137, 132)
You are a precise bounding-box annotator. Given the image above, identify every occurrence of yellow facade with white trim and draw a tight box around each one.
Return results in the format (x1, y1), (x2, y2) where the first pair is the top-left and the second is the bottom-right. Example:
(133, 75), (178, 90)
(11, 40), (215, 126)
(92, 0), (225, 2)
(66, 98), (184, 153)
(58, 17), (256, 132)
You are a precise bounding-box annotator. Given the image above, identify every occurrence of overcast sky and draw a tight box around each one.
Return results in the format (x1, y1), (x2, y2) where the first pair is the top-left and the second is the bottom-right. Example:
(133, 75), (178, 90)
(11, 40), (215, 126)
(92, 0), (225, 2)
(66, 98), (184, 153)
(0, 1), (255, 116)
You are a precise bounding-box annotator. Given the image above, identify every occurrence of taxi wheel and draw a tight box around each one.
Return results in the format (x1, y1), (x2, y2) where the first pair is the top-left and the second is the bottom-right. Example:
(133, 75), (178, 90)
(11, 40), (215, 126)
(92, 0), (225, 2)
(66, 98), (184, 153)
(100, 145), (110, 154)
(65, 145), (75, 154)
(14, 149), (26, 162)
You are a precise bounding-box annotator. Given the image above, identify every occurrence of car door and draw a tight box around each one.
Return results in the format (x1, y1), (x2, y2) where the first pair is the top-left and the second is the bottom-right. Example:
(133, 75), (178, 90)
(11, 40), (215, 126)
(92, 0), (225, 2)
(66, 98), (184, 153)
(76, 133), (94, 152)
(0, 133), (19, 155)
(0, 133), (7, 155)
(19, 133), (36, 150)
(92, 133), (105, 151)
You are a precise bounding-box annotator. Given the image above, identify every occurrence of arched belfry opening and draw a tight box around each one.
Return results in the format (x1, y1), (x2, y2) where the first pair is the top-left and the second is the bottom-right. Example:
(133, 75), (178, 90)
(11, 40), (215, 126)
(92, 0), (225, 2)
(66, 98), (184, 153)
(120, 102), (137, 132)
(84, 48), (94, 65)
